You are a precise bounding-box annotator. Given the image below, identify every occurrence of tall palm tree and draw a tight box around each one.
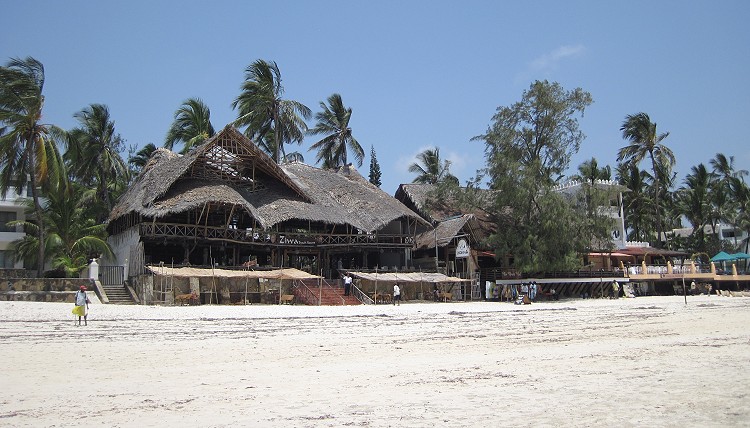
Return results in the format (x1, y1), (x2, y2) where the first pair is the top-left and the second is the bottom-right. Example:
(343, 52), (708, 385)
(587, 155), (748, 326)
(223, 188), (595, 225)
(232, 60), (311, 163)
(408, 148), (458, 184)
(616, 163), (653, 242)
(308, 93), (364, 168)
(0, 57), (63, 276)
(677, 164), (714, 251)
(164, 97), (215, 153)
(65, 104), (128, 222)
(618, 112), (675, 247)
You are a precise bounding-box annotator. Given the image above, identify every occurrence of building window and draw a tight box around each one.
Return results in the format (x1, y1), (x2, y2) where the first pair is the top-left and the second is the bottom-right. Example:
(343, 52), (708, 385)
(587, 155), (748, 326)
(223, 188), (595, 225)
(0, 250), (14, 268)
(0, 211), (17, 232)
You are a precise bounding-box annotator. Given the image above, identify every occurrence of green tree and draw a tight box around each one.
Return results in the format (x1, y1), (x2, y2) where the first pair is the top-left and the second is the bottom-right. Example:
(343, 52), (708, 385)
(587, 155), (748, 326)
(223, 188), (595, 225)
(10, 174), (112, 277)
(0, 57), (64, 276)
(128, 143), (157, 171)
(572, 157), (611, 184)
(676, 163), (714, 252)
(165, 98), (215, 153)
(232, 60), (311, 163)
(473, 80), (595, 272)
(308, 93), (364, 168)
(65, 103), (128, 222)
(618, 112), (675, 247)
(368, 145), (382, 187)
(408, 148), (458, 185)
(616, 163), (653, 242)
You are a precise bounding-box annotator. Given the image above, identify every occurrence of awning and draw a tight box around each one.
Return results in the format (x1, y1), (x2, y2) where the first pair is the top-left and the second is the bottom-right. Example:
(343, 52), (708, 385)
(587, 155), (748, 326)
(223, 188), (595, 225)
(146, 266), (320, 280)
(348, 271), (472, 283)
(588, 252), (633, 258)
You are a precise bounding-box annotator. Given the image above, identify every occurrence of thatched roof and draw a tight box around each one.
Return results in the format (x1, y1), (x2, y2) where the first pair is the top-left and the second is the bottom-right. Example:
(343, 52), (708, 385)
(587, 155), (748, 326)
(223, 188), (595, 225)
(414, 214), (482, 249)
(110, 126), (427, 233)
(395, 183), (497, 246)
(146, 266), (320, 279)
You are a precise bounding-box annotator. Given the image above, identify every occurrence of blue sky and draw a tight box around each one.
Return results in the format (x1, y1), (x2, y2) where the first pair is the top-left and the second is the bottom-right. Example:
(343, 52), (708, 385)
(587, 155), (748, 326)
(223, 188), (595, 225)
(3, 1), (749, 195)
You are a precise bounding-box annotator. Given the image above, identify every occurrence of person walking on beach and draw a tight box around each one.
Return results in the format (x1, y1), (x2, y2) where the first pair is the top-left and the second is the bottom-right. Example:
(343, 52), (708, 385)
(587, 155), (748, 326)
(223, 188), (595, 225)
(393, 283), (401, 306)
(72, 285), (90, 326)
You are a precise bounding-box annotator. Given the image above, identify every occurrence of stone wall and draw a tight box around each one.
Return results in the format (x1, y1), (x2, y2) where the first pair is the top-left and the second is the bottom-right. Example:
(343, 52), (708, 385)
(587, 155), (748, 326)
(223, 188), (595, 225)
(1, 278), (99, 302)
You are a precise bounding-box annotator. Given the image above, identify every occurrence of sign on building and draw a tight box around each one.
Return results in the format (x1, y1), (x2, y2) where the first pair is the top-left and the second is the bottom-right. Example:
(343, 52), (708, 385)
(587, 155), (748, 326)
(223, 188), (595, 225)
(456, 238), (470, 258)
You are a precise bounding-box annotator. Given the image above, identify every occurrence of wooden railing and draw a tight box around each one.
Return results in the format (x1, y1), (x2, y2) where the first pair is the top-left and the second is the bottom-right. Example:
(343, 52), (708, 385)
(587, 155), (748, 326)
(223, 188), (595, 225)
(139, 222), (414, 248)
(351, 283), (374, 305)
(292, 279), (320, 305)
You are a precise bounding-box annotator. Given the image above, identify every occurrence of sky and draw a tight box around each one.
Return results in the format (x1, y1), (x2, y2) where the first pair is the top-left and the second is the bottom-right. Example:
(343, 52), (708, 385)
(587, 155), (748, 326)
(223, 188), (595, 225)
(3, 1), (749, 195)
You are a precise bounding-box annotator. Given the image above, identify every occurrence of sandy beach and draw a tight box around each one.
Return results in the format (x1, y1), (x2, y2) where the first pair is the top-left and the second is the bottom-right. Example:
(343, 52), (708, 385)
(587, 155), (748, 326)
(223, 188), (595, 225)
(1, 295), (749, 427)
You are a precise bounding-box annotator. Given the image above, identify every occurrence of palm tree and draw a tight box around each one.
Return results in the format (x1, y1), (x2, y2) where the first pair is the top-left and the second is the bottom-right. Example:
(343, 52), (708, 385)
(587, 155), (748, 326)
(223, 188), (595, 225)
(128, 143), (157, 170)
(618, 112), (675, 247)
(408, 148), (458, 184)
(616, 163), (653, 242)
(232, 60), (311, 163)
(0, 57), (63, 276)
(164, 98), (215, 153)
(65, 104), (128, 222)
(677, 164), (714, 251)
(308, 93), (364, 168)
(9, 174), (112, 277)
(572, 157), (611, 184)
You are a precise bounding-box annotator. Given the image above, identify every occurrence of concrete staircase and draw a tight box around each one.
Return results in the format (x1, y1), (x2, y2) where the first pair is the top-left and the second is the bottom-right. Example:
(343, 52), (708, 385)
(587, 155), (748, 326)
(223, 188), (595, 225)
(295, 279), (362, 305)
(101, 284), (135, 304)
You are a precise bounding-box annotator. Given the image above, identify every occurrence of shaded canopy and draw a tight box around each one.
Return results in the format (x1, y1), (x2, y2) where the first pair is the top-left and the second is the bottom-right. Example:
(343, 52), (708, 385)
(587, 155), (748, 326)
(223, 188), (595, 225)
(146, 265), (320, 280)
(348, 271), (472, 283)
(730, 252), (750, 260)
(711, 251), (735, 262)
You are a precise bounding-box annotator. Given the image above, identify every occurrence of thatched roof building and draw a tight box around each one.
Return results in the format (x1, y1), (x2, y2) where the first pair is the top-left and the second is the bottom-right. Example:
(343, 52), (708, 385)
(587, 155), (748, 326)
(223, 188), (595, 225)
(107, 126), (428, 278)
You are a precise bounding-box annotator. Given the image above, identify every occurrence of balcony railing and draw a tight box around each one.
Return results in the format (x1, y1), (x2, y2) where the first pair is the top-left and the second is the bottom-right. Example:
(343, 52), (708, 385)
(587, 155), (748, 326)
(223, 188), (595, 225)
(139, 222), (414, 248)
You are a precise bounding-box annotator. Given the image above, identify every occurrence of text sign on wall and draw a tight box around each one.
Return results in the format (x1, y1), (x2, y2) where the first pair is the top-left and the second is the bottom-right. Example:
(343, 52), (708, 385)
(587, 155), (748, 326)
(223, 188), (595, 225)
(456, 238), (470, 258)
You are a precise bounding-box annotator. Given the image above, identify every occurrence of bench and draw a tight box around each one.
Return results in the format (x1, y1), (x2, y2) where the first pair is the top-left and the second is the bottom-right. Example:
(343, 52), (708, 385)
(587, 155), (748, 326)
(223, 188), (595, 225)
(279, 294), (295, 305)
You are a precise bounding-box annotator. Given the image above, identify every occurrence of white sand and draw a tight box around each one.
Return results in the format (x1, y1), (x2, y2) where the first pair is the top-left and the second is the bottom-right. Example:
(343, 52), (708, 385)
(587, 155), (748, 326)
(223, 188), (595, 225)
(1, 295), (749, 427)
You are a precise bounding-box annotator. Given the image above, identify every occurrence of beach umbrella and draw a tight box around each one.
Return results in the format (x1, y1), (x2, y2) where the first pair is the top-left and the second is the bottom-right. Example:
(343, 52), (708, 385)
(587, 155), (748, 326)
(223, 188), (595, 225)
(730, 252), (750, 260)
(710, 251), (734, 262)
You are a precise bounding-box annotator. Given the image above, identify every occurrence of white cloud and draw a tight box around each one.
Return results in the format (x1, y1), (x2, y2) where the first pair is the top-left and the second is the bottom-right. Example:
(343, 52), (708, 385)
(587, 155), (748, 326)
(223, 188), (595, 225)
(515, 44), (586, 83)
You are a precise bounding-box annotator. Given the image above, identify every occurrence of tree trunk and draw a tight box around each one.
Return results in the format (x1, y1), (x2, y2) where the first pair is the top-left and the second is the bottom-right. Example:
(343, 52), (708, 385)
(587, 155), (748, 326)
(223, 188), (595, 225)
(27, 142), (45, 277)
(650, 153), (663, 248)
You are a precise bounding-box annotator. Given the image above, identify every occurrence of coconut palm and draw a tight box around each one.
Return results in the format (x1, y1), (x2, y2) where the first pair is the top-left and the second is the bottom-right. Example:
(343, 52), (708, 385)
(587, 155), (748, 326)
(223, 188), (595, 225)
(616, 163), (653, 242)
(0, 57), (64, 275)
(572, 157), (611, 184)
(128, 143), (158, 170)
(9, 174), (112, 277)
(232, 60), (311, 163)
(408, 148), (458, 185)
(164, 98), (215, 153)
(65, 103), (128, 222)
(254, 129), (304, 163)
(308, 93), (364, 168)
(618, 112), (675, 247)
(677, 164), (714, 251)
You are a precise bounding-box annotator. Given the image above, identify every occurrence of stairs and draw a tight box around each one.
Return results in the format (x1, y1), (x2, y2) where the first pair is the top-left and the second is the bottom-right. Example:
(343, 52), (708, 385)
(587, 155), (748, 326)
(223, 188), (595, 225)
(101, 284), (135, 304)
(295, 279), (362, 306)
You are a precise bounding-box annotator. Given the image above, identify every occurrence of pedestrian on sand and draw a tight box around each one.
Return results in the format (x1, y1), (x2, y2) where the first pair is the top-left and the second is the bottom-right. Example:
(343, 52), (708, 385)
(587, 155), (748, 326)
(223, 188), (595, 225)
(393, 283), (401, 306)
(72, 285), (91, 326)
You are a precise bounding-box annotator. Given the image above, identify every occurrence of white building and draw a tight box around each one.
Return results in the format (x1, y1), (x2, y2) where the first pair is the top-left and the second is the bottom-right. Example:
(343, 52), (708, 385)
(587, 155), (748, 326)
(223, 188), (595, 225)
(0, 183), (30, 269)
